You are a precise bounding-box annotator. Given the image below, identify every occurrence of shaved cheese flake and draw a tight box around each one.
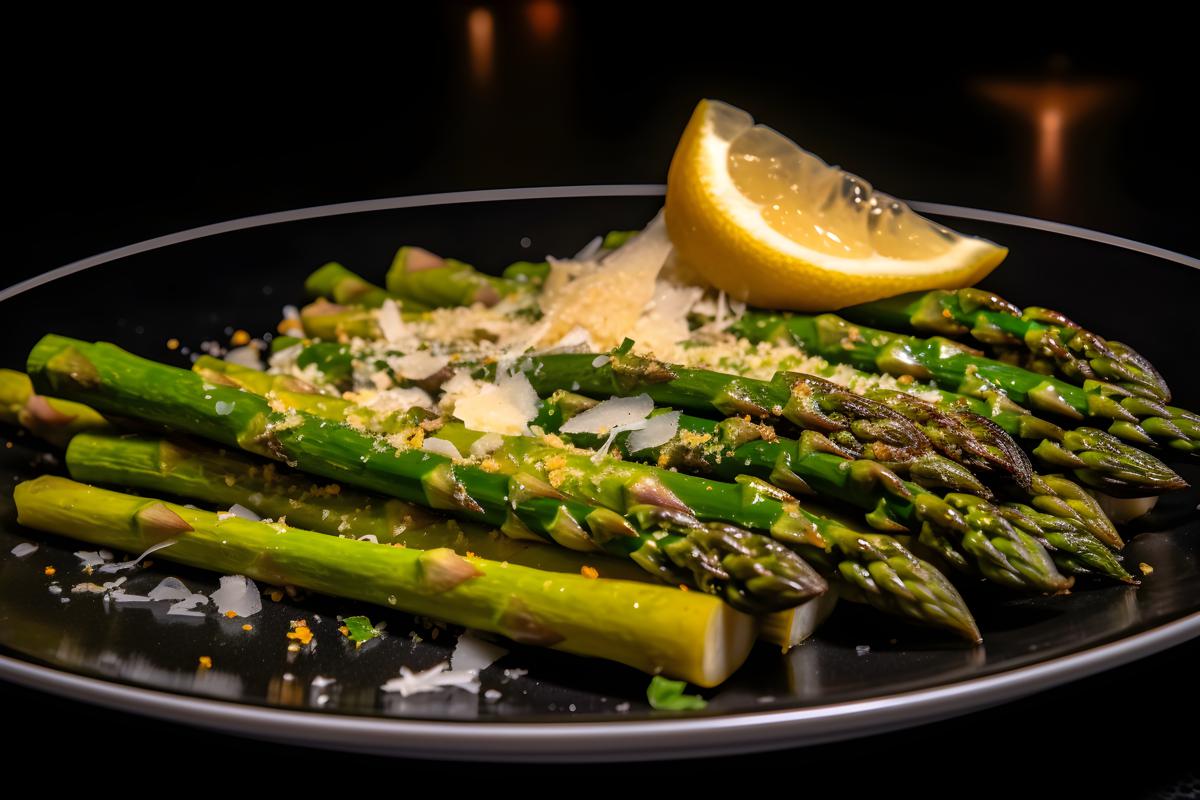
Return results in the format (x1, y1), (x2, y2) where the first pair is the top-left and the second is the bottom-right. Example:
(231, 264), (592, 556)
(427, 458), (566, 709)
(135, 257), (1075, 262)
(75, 550), (113, 569)
(422, 437), (464, 460)
(97, 539), (177, 573)
(451, 630), (508, 673)
(468, 432), (505, 457)
(10, 542), (37, 558)
(380, 662), (482, 697)
(536, 213), (672, 348)
(377, 299), (406, 344)
(210, 575), (262, 618)
(447, 370), (539, 436)
(560, 395), (654, 435)
(573, 235), (604, 261)
(147, 576), (210, 617)
(627, 411), (681, 452)
(361, 386), (435, 416)
(224, 344), (264, 371)
(387, 351), (450, 381)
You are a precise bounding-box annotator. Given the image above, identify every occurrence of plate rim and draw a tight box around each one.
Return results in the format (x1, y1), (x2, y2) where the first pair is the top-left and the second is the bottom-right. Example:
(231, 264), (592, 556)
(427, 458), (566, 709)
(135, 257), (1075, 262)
(2, 184), (1197, 760)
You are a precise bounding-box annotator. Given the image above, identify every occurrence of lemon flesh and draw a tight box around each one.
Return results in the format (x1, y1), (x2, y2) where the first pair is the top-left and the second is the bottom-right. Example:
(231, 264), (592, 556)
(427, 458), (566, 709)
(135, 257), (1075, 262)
(665, 100), (1008, 311)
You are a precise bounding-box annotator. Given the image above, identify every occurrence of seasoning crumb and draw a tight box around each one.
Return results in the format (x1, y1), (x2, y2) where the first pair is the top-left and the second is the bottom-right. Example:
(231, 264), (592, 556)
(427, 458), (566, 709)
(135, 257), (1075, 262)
(269, 589), (284, 602)
(44, 566), (56, 576)
(167, 338), (180, 350)
(287, 619), (314, 645)
(242, 624), (253, 632)
(1139, 562), (1154, 575)
(198, 656), (213, 670)
(230, 329), (251, 346)
(580, 565), (599, 579)
(225, 610), (238, 618)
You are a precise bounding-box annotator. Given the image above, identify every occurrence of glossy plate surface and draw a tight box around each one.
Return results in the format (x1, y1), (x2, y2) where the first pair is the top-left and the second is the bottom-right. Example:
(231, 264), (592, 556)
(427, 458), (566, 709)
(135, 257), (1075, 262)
(1, 186), (1197, 761)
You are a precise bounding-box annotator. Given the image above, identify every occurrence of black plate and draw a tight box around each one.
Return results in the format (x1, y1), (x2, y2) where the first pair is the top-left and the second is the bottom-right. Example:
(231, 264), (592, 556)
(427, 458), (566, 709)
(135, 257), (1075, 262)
(1, 186), (1198, 761)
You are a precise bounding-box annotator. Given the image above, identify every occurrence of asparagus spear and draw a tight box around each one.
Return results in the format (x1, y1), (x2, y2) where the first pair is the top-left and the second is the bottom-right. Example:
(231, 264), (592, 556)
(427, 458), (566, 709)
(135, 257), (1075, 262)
(29, 335), (824, 615)
(731, 314), (1188, 494)
(299, 298), (389, 341)
(305, 262), (428, 311)
(840, 288), (1170, 401)
(538, 392), (1126, 583)
(15, 475), (755, 686)
(733, 312), (1200, 454)
(0, 368), (110, 447)
(386, 247), (524, 308)
(65, 429), (833, 648)
(192, 359), (984, 637)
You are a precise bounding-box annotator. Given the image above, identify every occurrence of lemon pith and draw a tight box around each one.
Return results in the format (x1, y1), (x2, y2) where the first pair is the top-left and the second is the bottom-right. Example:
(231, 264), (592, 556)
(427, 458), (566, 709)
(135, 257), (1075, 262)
(664, 99), (1008, 311)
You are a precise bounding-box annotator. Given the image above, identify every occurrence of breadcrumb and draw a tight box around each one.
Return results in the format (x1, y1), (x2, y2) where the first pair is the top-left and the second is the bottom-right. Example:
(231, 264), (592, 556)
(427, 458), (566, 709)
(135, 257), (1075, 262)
(580, 565), (599, 579)
(1139, 562), (1154, 575)
(198, 656), (213, 670)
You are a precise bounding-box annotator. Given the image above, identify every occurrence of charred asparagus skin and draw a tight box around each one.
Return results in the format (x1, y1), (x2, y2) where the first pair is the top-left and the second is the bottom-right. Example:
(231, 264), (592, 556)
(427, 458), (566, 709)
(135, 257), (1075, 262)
(840, 288), (1170, 401)
(28, 335), (824, 615)
(732, 314), (1188, 495)
(15, 475), (756, 686)
(732, 312), (1200, 455)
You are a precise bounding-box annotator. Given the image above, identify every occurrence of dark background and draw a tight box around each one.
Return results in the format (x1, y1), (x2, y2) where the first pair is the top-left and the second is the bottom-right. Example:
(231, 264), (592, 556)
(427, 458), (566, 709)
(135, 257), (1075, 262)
(4, 7), (1199, 794)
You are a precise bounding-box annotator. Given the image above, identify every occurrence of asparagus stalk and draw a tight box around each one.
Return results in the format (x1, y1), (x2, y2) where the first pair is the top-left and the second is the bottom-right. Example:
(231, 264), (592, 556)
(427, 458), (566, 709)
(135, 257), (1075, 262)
(731, 314), (1188, 495)
(305, 262), (428, 311)
(734, 312), (1199, 454)
(299, 298), (389, 341)
(193, 359), (984, 638)
(67, 429), (836, 649)
(502, 349), (1030, 497)
(29, 335), (824, 615)
(539, 392), (1126, 583)
(0, 368), (111, 447)
(840, 288), (1170, 401)
(66, 429), (655, 578)
(16, 475), (755, 686)
(386, 247), (524, 308)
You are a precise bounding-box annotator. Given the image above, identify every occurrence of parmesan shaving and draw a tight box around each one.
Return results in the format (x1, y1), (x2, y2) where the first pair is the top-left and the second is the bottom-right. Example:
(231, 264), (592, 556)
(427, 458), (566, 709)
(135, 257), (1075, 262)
(443, 369), (539, 436)
(380, 662), (482, 697)
(377, 299), (406, 344)
(224, 344), (264, 371)
(97, 539), (177, 573)
(451, 630), (509, 673)
(536, 213), (672, 348)
(10, 542), (37, 558)
(422, 437), (464, 460)
(387, 351), (450, 381)
(210, 575), (262, 618)
(627, 410), (681, 452)
(560, 395), (654, 435)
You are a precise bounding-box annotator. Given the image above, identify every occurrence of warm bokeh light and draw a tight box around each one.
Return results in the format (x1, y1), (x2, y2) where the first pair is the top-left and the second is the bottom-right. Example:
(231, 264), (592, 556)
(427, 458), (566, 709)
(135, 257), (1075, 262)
(975, 79), (1118, 216)
(467, 7), (495, 86)
(526, 0), (561, 42)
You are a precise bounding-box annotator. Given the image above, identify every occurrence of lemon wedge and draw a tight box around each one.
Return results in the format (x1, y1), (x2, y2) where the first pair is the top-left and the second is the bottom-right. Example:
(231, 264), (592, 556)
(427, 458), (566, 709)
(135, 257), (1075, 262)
(665, 100), (1008, 310)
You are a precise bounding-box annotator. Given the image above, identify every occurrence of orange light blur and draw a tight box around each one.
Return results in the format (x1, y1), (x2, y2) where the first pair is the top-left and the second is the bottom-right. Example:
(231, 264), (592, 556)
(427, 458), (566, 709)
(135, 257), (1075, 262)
(526, 0), (561, 42)
(975, 80), (1117, 215)
(468, 7), (495, 86)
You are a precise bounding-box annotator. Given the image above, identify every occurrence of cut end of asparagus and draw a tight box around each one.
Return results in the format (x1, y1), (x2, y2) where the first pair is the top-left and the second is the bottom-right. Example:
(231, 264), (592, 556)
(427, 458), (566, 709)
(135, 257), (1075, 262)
(759, 591), (839, 652)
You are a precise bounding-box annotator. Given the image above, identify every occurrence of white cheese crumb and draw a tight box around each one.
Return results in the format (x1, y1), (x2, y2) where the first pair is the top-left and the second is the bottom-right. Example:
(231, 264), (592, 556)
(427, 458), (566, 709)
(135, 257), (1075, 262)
(210, 575), (262, 618)
(10, 542), (37, 558)
(380, 662), (482, 697)
(422, 437), (464, 460)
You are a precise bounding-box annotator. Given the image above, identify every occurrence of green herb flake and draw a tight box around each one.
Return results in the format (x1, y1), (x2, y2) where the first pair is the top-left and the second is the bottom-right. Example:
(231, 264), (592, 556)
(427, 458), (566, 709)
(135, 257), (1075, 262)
(342, 615), (381, 646)
(646, 675), (707, 711)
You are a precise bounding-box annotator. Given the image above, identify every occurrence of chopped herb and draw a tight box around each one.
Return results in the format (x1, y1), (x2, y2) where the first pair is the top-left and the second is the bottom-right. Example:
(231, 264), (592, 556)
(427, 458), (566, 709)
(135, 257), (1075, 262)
(646, 675), (707, 711)
(343, 614), (381, 646)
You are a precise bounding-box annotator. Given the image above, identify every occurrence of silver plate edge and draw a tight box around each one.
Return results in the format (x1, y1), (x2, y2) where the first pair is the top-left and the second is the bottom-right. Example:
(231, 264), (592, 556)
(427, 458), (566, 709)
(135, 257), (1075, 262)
(2, 184), (1198, 760)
